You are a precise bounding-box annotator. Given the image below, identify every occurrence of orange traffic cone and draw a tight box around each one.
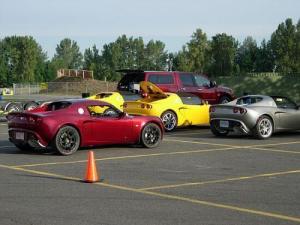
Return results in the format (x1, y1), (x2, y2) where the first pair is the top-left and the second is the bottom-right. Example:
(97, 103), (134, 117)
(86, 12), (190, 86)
(84, 151), (99, 183)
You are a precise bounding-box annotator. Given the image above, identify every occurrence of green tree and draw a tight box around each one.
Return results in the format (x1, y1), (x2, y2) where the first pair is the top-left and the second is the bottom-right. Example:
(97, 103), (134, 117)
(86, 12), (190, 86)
(295, 19), (300, 72)
(173, 29), (210, 73)
(143, 40), (168, 70)
(236, 36), (258, 73)
(52, 38), (83, 69)
(255, 39), (275, 72)
(209, 33), (238, 76)
(172, 46), (192, 72)
(84, 45), (103, 79)
(0, 36), (47, 85)
(270, 18), (297, 73)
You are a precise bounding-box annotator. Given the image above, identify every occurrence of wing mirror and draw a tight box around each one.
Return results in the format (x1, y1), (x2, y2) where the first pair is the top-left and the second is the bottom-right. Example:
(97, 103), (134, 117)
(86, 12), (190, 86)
(210, 81), (217, 88)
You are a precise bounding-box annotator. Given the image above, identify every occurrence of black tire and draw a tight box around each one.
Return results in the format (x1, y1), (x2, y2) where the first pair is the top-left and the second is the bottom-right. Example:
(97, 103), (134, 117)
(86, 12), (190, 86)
(5, 102), (22, 113)
(15, 143), (34, 152)
(219, 96), (231, 104)
(24, 101), (39, 111)
(140, 123), (162, 148)
(161, 110), (177, 131)
(210, 122), (229, 137)
(53, 126), (80, 155)
(253, 115), (273, 139)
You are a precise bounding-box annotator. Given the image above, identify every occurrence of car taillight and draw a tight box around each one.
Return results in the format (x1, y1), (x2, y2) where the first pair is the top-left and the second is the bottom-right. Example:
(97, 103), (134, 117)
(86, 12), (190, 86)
(233, 107), (247, 114)
(141, 104), (152, 109)
(209, 106), (216, 113)
(28, 116), (42, 124)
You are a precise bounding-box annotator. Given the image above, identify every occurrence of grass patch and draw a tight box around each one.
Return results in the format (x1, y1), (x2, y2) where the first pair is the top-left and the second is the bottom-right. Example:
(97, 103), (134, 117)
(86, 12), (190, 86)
(214, 74), (300, 103)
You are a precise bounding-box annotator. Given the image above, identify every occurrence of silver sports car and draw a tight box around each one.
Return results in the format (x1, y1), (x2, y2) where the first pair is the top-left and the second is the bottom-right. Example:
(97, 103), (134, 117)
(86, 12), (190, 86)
(209, 95), (300, 139)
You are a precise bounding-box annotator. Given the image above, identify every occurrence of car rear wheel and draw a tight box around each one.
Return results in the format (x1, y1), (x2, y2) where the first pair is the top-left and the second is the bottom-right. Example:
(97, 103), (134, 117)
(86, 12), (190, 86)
(140, 123), (162, 148)
(210, 123), (229, 137)
(53, 126), (80, 155)
(161, 110), (177, 131)
(253, 116), (273, 139)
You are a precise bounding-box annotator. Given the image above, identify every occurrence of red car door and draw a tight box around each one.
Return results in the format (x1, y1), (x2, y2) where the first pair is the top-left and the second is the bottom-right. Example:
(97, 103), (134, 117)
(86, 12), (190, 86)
(178, 73), (217, 104)
(83, 105), (133, 144)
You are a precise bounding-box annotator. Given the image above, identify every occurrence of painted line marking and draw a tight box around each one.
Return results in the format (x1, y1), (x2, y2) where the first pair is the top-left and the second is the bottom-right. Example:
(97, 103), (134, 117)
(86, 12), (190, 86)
(138, 169), (300, 191)
(14, 146), (238, 167)
(0, 145), (15, 149)
(166, 132), (212, 136)
(0, 164), (299, 223)
(252, 147), (300, 154)
(165, 138), (300, 149)
(164, 138), (239, 148)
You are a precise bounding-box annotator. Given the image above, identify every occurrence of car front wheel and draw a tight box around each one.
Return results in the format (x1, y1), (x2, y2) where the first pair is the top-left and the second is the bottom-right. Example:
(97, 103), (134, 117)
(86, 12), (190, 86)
(140, 123), (162, 148)
(53, 126), (80, 155)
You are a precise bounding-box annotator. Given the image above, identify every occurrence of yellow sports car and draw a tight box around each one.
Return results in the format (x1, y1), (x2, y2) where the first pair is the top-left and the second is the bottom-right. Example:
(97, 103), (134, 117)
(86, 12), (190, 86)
(86, 91), (141, 113)
(123, 81), (210, 131)
(87, 92), (125, 111)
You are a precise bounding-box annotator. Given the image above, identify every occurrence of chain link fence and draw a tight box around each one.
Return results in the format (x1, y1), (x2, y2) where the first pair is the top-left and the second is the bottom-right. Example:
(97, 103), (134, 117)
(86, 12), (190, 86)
(13, 81), (117, 96)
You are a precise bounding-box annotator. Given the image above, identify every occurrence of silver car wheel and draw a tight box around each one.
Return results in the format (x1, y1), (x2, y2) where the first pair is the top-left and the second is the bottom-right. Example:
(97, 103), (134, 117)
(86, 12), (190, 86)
(258, 118), (272, 138)
(161, 111), (177, 131)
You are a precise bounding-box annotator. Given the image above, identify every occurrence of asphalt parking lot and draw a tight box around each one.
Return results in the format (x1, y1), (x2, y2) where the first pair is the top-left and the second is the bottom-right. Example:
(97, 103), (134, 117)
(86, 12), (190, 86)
(0, 123), (299, 225)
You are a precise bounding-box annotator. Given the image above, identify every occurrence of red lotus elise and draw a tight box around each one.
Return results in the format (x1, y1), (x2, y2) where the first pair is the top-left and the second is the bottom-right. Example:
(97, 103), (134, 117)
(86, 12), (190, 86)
(7, 99), (164, 155)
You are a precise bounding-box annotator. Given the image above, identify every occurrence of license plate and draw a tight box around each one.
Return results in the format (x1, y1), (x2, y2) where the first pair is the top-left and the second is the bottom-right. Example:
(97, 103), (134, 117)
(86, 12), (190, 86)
(15, 132), (24, 140)
(220, 120), (229, 128)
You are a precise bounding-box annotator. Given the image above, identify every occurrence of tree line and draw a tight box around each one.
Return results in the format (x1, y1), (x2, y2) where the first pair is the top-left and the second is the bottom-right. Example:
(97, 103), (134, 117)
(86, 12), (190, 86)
(0, 18), (299, 86)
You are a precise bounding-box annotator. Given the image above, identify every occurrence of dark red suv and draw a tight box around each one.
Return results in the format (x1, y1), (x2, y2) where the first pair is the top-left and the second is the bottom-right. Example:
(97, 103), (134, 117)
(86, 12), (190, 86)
(117, 70), (235, 104)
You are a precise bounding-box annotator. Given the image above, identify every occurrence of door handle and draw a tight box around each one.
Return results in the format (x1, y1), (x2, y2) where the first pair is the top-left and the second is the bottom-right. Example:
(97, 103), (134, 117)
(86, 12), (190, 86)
(197, 89), (203, 91)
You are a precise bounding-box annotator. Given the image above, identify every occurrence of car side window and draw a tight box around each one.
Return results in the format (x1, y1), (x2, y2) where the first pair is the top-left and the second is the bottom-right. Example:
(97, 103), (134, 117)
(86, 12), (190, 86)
(148, 74), (174, 84)
(179, 74), (195, 87)
(87, 105), (120, 118)
(194, 75), (210, 87)
(273, 97), (297, 109)
(237, 97), (263, 105)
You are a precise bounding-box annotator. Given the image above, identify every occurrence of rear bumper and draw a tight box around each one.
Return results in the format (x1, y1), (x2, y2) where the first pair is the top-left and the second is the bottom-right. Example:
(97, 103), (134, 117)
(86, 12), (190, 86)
(8, 128), (48, 148)
(210, 118), (253, 134)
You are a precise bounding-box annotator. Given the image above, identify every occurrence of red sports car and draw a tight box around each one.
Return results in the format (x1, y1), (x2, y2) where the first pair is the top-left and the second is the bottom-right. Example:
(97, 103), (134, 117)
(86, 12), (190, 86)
(7, 99), (164, 155)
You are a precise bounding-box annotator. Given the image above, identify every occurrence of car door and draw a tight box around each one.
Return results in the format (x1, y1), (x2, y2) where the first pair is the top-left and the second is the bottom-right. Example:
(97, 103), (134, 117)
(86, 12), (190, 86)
(178, 73), (216, 103)
(84, 105), (133, 144)
(178, 94), (210, 125)
(273, 97), (300, 130)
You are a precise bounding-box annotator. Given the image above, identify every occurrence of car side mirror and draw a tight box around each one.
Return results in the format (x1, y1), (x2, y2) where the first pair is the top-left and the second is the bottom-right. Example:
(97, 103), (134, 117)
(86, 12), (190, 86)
(210, 81), (217, 88)
(121, 112), (129, 117)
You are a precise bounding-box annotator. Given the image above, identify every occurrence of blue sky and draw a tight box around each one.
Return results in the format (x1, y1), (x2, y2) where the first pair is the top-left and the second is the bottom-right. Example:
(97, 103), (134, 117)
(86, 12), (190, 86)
(1, 0), (299, 59)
